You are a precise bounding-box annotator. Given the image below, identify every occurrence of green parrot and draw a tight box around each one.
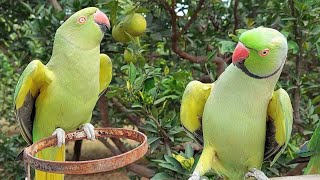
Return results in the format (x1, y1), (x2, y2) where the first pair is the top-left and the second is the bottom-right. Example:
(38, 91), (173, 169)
(14, 7), (111, 180)
(180, 27), (293, 180)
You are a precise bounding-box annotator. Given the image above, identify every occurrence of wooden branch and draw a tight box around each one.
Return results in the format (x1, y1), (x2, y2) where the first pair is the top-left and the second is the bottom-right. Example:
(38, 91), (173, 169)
(48, 0), (62, 11)
(147, 114), (172, 156)
(285, 163), (307, 176)
(0, 43), (10, 57)
(111, 97), (143, 128)
(209, 14), (219, 31)
(270, 175), (320, 179)
(233, 0), (239, 34)
(159, 0), (209, 64)
(179, 0), (205, 36)
(289, 0), (303, 129)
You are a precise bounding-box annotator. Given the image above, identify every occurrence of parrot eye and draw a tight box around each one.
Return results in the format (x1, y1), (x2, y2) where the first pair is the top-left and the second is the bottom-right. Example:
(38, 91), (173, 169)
(259, 49), (270, 57)
(77, 16), (87, 24)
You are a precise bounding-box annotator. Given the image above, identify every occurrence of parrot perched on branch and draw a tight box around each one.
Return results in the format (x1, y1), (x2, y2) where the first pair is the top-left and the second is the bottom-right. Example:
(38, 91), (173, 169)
(180, 27), (293, 180)
(14, 7), (111, 179)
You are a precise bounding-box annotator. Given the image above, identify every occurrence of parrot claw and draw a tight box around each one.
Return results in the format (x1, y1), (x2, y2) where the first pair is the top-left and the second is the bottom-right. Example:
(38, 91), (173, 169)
(81, 123), (96, 141)
(52, 128), (65, 148)
(188, 171), (201, 180)
(244, 168), (269, 180)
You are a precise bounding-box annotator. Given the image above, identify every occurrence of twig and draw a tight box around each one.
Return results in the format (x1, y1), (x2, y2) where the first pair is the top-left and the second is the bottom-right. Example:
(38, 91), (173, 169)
(147, 114), (172, 156)
(0, 43), (10, 57)
(289, 0), (303, 129)
(179, 0), (205, 36)
(233, 0), (239, 34)
(285, 163), (307, 176)
(48, 0), (62, 11)
(159, 0), (211, 64)
(111, 97), (143, 128)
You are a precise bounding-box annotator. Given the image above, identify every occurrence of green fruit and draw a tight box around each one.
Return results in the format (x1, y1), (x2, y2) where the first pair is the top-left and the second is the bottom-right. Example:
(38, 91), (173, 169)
(124, 49), (136, 63)
(112, 22), (131, 43)
(123, 13), (147, 37)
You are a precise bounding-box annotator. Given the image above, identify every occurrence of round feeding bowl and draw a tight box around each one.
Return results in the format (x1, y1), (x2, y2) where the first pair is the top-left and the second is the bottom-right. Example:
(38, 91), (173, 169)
(23, 128), (148, 177)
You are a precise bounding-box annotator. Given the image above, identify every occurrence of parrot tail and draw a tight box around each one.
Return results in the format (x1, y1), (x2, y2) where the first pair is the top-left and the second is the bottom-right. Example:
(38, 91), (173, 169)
(35, 145), (65, 180)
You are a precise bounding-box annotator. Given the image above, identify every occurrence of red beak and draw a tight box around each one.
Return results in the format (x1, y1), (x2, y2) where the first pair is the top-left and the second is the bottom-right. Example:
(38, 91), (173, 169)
(232, 42), (249, 64)
(94, 10), (111, 30)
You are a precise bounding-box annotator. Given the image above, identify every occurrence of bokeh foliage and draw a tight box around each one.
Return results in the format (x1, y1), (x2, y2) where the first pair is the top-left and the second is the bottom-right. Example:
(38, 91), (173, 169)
(0, 0), (319, 179)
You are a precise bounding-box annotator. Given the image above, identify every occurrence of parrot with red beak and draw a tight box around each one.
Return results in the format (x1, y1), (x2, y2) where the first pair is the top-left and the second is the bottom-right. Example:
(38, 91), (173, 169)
(180, 27), (293, 180)
(14, 7), (111, 179)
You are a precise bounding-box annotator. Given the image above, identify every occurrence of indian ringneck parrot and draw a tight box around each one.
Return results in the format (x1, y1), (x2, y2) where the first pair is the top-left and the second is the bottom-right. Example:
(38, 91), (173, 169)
(180, 27), (293, 180)
(14, 7), (111, 180)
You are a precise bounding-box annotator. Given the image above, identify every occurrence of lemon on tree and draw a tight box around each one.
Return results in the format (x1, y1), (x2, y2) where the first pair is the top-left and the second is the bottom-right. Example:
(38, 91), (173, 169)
(112, 22), (131, 43)
(123, 13), (147, 37)
(124, 49), (136, 63)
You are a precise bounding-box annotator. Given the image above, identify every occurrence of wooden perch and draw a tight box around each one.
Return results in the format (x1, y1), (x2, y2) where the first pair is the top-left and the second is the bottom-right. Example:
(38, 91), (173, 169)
(270, 174), (320, 179)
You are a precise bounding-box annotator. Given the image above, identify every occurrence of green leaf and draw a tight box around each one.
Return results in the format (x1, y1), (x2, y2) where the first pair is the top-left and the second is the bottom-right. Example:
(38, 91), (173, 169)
(154, 95), (179, 105)
(144, 78), (155, 92)
(20, 2), (33, 13)
(288, 40), (299, 54)
(185, 144), (194, 158)
(218, 41), (236, 54)
(151, 106), (159, 119)
(281, 17), (297, 21)
(148, 136), (160, 145)
(135, 7), (150, 13)
(132, 101), (142, 108)
(149, 139), (161, 153)
(129, 62), (137, 84)
(158, 163), (179, 172)
(151, 172), (172, 180)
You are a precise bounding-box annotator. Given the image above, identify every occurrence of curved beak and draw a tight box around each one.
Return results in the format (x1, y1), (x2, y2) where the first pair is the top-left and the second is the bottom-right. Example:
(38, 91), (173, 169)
(94, 10), (111, 32)
(232, 42), (249, 64)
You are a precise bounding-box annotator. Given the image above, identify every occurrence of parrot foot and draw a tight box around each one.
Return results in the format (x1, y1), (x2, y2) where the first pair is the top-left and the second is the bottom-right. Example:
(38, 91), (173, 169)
(81, 123), (96, 141)
(52, 128), (65, 148)
(188, 171), (201, 180)
(244, 168), (269, 180)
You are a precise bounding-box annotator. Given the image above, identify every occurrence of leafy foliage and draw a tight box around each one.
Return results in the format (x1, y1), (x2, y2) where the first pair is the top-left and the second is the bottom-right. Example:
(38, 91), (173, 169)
(0, 0), (319, 179)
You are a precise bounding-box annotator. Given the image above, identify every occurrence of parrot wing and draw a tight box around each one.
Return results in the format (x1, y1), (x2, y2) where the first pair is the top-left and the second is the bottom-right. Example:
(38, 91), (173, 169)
(14, 60), (53, 144)
(180, 80), (213, 144)
(265, 88), (293, 165)
(99, 54), (112, 96)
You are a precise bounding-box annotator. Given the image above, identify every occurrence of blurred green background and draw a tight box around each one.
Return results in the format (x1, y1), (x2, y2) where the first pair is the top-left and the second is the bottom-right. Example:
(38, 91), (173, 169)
(0, 0), (319, 179)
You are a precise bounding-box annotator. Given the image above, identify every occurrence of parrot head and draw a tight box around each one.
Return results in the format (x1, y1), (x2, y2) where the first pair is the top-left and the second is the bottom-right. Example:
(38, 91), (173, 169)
(55, 7), (110, 50)
(232, 27), (287, 79)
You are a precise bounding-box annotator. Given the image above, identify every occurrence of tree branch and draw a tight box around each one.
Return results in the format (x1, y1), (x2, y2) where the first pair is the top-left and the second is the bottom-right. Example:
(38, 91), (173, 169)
(0, 43), (10, 58)
(159, 0), (211, 64)
(233, 0), (239, 34)
(289, 0), (303, 129)
(179, 0), (205, 36)
(111, 97), (143, 128)
(48, 0), (62, 11)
